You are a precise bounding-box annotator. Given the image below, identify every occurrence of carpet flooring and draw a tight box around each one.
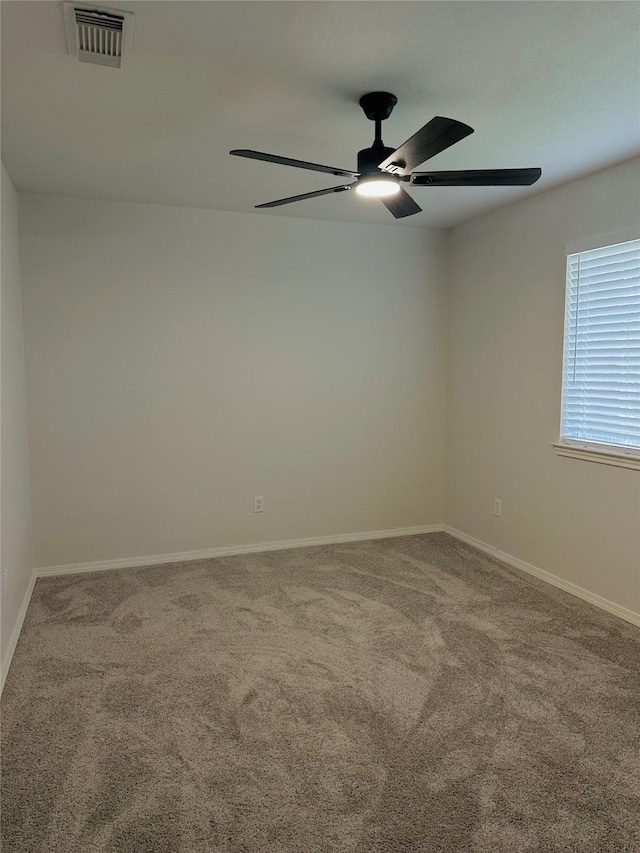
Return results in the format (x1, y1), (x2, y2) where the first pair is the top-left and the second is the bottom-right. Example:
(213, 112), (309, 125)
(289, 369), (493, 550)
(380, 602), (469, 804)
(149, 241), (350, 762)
(1, 532), (639, 852)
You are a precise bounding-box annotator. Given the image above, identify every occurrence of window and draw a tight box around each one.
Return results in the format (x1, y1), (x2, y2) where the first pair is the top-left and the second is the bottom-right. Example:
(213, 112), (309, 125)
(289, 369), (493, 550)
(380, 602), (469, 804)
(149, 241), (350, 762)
(556, 236), (640, 469)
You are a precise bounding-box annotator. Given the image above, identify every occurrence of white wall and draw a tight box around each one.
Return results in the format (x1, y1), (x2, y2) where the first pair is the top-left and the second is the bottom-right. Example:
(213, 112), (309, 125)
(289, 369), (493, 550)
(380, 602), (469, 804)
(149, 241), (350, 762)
(1, 163), (34, 680)
(19, 196), (447, 568)
(446, 158), (640, 616)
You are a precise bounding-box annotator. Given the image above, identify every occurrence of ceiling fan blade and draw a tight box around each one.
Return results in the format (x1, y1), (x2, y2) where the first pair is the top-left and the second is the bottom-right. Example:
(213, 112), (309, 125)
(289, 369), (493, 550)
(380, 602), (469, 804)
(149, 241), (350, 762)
(411, 168), (542, 186)
(255, 185), (353, 209)
(230, 149), (357, 178)
(380, 187), (422, 219)
(378, 117), (474, 175)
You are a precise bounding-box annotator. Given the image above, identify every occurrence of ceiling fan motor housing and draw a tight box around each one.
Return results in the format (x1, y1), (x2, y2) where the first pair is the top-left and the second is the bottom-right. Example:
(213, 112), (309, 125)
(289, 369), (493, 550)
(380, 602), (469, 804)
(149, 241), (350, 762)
(357, 144), (396, 176)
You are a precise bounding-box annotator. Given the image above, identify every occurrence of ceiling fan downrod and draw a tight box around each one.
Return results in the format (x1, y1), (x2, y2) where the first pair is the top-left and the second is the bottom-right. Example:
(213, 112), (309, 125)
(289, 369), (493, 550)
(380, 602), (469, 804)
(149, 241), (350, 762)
(357, 91), (398, 175)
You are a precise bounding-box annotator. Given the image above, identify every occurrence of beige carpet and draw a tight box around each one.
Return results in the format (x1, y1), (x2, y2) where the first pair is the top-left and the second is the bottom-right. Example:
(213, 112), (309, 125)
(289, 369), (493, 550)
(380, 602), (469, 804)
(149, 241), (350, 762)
(2, 532), (639, 852)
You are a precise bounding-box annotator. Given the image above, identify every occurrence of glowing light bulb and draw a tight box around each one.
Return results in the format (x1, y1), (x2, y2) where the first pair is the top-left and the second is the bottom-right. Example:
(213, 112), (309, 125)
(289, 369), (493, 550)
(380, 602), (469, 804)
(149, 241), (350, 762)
(355, 176), (401, 198)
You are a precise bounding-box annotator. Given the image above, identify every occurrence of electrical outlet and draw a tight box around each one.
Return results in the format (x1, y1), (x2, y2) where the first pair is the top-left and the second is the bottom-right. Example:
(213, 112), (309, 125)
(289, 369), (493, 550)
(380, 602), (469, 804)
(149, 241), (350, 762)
(254, 496), (264, 513)
(494, 498), (502, 518)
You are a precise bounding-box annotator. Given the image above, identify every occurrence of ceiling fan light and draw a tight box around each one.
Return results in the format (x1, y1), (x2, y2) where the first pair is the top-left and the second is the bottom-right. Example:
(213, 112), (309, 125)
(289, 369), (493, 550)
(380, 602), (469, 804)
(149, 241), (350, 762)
(355, 176), (400, 198)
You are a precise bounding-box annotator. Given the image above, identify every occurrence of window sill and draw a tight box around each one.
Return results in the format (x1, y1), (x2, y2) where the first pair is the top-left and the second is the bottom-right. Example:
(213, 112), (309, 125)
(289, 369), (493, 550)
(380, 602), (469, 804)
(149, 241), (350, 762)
(552, 443), (640, 471)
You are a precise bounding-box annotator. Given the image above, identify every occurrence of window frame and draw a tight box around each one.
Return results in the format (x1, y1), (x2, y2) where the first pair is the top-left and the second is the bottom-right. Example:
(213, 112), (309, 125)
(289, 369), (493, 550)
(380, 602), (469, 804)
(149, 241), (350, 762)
(554, 227), (640, 471)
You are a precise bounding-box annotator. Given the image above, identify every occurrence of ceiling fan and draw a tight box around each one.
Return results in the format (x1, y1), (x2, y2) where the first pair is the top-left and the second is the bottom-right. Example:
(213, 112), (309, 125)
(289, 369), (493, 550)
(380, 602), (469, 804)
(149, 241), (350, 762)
(230, 92), (541, 219)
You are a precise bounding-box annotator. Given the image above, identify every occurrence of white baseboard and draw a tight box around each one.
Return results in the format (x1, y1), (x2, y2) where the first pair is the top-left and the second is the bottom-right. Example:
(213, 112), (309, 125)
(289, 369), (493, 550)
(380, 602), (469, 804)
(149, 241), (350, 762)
(1, 570), (37, 694)
(36, 524), (445, 578)
(444, 525), (640, 628)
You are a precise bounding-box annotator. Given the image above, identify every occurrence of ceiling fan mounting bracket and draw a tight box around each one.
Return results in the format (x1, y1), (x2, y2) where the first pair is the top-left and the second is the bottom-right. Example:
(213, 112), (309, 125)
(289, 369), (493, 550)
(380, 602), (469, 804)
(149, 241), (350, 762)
(358, 92), (398, 122)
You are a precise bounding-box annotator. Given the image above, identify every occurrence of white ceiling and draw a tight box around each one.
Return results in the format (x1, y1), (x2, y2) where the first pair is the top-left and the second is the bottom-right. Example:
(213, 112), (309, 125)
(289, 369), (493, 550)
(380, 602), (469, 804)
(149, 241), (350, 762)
(2, 1), (639, 228)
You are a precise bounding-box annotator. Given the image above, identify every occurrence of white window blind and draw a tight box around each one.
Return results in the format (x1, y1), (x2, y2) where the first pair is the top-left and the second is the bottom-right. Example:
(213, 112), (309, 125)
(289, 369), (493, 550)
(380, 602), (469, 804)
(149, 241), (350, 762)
(560, 238), (640, 454)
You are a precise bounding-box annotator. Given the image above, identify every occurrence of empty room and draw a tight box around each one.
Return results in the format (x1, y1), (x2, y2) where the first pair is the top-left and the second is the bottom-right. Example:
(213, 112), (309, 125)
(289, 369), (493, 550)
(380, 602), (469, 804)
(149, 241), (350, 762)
(1, 1), (639, 850)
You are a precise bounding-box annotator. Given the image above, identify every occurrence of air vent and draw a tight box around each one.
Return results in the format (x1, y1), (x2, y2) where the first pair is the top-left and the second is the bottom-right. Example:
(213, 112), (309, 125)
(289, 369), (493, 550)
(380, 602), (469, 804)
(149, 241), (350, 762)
(63, 3), (134, 69)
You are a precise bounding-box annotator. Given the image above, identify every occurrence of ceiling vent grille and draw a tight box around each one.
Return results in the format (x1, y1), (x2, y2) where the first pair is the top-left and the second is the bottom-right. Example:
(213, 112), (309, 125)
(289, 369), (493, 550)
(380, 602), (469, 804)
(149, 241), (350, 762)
(63, 3), (134, 69)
